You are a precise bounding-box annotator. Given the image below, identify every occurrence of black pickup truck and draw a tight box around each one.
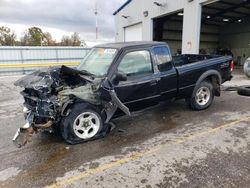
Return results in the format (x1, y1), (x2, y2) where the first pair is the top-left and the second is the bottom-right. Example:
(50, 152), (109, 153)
(13, 42), (233, 147)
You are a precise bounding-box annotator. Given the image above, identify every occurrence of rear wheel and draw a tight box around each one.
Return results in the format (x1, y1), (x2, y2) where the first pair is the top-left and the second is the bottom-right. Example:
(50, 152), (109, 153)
(61, 103), (108, 144)
(186, 81), (214, 110)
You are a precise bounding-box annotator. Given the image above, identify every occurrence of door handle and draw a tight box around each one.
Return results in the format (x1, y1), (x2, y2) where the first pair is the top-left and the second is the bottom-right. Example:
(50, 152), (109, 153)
(150, 80), (158, 86)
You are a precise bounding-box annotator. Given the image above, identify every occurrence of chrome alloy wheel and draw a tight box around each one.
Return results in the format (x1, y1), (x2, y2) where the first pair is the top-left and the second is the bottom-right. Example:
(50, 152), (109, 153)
(195, 86), (211, 106)
(73, 112), (100, 139)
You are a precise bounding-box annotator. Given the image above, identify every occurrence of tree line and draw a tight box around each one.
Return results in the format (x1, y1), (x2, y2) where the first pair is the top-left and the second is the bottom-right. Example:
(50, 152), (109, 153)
(0, 26), (86, 47)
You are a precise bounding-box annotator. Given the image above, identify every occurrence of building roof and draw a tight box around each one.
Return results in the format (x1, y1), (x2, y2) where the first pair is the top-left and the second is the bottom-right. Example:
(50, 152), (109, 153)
(113, 0), (132, 16)
(95, 41), (167, 49)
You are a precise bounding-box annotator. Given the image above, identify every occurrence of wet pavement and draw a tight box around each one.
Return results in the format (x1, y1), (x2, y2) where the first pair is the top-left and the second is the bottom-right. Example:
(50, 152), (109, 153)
(0, 71), (250, 188)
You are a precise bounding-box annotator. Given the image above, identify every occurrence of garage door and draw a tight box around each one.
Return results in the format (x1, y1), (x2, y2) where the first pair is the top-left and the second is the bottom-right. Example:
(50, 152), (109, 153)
(124, 23), (142, 42)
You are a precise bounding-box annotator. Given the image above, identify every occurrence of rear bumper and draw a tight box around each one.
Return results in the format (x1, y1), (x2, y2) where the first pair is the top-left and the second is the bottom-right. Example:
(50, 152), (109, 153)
(222, 75), (233, 83)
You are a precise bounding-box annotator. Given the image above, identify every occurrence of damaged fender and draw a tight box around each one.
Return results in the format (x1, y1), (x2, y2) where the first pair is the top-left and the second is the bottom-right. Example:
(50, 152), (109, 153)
(13, 65), (130, 147)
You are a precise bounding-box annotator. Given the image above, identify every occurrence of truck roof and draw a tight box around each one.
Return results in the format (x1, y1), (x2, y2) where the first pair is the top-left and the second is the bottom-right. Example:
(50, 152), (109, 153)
(95, 41), (167, 50)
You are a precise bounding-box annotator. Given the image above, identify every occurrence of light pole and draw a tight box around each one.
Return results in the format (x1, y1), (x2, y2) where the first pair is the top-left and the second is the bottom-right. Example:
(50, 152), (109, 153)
(94, 2), (98, 41)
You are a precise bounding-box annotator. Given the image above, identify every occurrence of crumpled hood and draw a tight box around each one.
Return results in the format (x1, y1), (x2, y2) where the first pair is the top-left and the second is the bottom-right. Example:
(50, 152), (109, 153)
(14, 65), (94, 91)
(14, 66), (61, 90)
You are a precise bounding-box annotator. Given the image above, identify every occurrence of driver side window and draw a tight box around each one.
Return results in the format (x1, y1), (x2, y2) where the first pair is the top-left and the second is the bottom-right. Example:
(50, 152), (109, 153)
(118, 50), (152, 77)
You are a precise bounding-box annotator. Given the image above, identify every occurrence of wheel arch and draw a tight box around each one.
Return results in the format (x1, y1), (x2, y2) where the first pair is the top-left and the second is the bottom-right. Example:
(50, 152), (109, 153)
(193, 70), (222, 97)
(60, 100), (108, 144)
(61, 97), (105, 119)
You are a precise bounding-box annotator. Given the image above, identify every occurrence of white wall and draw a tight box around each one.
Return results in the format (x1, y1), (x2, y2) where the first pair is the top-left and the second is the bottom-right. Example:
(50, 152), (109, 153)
(181, 0), (202, 54)
(114, 0), (212, 54)
(114, 0), (185, 42)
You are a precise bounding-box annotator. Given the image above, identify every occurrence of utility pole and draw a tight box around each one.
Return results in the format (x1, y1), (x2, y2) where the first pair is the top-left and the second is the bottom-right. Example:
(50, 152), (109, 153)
(94, 2), (98, 41)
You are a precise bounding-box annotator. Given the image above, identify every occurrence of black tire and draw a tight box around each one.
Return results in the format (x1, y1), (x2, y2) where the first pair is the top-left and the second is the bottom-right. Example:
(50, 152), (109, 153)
(61, 103), (108, 144)
(186, 81), (214, 110)
(237, 87), (250, 97)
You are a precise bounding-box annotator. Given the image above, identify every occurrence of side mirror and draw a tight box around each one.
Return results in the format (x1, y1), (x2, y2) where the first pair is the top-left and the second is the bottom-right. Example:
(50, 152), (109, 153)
(112, 71), (127, 85)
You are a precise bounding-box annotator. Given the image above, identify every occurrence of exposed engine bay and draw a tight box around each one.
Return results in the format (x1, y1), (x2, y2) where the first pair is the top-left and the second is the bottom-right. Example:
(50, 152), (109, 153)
(13, 65), (130, 147)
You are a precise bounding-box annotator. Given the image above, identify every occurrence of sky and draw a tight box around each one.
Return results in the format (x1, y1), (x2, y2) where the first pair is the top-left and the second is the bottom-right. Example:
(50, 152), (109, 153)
(0, 0), (125, 46)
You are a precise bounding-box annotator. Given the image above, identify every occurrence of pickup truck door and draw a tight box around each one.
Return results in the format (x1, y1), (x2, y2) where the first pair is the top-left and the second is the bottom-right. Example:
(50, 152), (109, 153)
(152, 46), (178, 99)
(114, 49), (160, 109)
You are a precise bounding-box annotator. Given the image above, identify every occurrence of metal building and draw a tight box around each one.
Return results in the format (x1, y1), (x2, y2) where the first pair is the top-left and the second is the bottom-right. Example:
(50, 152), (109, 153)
(114, 0), (250, 64)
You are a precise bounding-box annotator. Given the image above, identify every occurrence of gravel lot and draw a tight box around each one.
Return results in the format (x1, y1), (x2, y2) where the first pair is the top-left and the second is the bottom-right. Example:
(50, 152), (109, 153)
(0, 69), (250, 188)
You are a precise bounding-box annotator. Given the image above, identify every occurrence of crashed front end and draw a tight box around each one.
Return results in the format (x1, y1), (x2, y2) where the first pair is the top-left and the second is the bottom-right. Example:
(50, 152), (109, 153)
(13, 65), (129, 147)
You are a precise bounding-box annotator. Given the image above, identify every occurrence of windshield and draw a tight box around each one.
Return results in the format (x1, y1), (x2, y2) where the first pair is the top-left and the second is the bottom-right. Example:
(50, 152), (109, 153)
(78, 48), (117, 76)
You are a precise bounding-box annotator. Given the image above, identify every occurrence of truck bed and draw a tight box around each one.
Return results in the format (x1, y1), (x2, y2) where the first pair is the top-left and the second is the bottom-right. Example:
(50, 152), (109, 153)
(172, 54), (222, 67)
(171, 54), (233, 98)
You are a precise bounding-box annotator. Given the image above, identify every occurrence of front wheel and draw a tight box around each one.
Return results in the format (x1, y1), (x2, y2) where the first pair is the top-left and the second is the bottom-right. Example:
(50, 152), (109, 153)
(61, 103), (108, 144)
(186, 81), (214, 110)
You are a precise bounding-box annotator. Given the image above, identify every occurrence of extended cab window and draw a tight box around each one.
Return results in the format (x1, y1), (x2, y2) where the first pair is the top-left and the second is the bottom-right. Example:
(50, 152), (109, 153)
(153, 46), (172, 71)
(118, 50), (152, 77)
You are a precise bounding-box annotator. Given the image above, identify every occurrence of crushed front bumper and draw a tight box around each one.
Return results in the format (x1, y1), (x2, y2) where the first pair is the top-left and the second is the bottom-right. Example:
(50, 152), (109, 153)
(12, 107), (54, 148)
(13, 122), (35, 148)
